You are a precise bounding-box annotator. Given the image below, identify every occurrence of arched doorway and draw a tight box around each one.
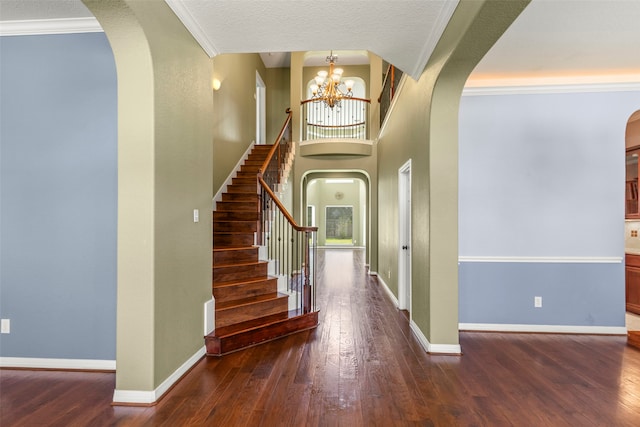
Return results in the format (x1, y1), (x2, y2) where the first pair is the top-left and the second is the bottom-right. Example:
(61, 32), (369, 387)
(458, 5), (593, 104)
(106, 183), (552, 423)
(302, 171), (372, 268)
(625, 109), (640, 335)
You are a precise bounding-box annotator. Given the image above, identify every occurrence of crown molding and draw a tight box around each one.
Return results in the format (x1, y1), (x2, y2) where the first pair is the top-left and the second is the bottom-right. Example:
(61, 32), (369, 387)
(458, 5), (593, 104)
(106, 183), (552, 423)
(458, 256), (623, 264)
(164, 0), (218, 57)
(0, 18), (102, 36)
(463, 81), (640, 96)
(409, 0), (459, 80)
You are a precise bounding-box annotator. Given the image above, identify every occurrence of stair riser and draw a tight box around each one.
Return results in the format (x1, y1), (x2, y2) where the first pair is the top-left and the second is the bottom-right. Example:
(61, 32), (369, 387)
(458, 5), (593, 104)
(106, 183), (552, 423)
(215, 297), (289, 329)
(215, 201), (257, 211)
(240, 166), (261, 173)
(213, 278), (277, 303)
(221, 193), (258, 202)
(232, 177), (257, 185)
(213, 221), (257, 233)
(213, 233), (254, 248)
(213, 248), (259, 265)
(206, 311), (319, 356)
(213, 211), (258, 222)
(226, 185), (257, 193)
(213, 262), (267, 283)
(236, 171), (258, 178)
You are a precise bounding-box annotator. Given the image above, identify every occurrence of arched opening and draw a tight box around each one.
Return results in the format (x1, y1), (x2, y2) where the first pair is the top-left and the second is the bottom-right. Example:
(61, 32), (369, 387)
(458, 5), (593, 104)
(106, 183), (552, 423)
(624, 109), (640, 333)
(301, 171), (371, 265)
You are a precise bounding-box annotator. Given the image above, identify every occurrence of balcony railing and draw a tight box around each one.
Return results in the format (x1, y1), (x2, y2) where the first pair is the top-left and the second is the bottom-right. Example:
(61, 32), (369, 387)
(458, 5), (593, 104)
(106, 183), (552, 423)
(258, 109), (318, 314)
(301, 97), (371, 141)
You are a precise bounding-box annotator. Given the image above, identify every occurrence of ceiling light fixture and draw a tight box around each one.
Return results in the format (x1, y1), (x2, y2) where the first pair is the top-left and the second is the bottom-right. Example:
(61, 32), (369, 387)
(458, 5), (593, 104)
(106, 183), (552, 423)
(310, 51), (354, 109)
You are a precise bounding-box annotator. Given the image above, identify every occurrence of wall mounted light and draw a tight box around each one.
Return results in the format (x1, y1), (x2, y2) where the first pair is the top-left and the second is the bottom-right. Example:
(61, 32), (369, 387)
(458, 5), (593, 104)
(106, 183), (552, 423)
(212, 78), (221, 91)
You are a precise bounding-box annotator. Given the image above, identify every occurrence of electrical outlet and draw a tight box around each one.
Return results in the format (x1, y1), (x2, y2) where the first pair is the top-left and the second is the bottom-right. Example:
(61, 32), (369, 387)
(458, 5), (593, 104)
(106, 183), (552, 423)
(534, 296), (542, 308)
(193, 209), (199, 223)
(387, 270), (391, 279)
(1, 319), (10, 334)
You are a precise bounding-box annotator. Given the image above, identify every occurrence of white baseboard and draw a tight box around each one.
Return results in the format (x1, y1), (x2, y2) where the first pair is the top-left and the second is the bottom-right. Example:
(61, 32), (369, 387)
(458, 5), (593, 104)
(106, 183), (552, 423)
(212, 141), (255, 207)
(204, 298), (214, 336)
(376, 276), (399, 307)
(112, 346), (205, 405)
(0, 357), (115, 371)
(410, 321), (462, 355)
(377, 276), (461, 354)
(459, 323), (627, 335)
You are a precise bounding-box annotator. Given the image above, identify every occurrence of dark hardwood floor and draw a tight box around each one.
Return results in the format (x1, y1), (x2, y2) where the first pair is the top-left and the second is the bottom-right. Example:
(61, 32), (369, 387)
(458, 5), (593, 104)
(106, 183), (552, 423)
(2, 248), (640, 426)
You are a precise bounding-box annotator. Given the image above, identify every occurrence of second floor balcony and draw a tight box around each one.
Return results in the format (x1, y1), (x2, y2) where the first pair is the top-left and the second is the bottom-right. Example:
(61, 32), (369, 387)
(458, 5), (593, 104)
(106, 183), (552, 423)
(300, 97), (373, 157)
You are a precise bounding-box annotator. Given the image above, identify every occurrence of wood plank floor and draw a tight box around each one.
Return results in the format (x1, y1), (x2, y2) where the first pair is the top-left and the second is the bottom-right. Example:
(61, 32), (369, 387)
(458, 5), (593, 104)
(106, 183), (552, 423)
(2, 248), (640, 426)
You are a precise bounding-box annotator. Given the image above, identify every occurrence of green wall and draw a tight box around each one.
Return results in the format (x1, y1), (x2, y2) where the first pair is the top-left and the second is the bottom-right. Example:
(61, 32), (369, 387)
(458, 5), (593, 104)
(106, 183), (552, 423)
(85, 0), (213, 392)
(212, 53), (267, 194)
(377, 0), (529, 347)
(266, 67), (291, 144)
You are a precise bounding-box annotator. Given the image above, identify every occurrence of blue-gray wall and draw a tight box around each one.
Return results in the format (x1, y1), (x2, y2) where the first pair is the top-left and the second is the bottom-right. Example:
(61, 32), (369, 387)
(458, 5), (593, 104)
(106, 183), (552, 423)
(459, 89), (640, 327)
(0, 33), (117, 359)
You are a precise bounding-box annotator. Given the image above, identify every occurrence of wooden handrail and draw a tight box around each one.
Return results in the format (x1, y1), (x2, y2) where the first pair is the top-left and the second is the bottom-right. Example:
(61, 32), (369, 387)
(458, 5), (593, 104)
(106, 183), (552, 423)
(378, 64), (393, 104)
(305, 121), (366, 129)
(258, 177), (317, 233)
(258, 108), (292, 178)
(300, 97), (371, 106)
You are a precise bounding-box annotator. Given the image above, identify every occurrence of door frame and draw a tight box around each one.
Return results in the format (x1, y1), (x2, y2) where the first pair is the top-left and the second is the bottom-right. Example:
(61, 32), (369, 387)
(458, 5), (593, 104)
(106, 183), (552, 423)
(398, 159), (412, 313)
(255, 71), (266, 145)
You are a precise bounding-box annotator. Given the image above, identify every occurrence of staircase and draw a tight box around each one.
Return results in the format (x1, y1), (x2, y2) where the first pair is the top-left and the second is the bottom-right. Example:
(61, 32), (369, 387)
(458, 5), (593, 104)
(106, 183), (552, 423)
(206, 144), (318, 356)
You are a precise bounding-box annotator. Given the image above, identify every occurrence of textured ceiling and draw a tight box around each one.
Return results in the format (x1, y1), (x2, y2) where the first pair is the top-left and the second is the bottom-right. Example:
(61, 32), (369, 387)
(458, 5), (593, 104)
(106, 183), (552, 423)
(164, 0), (458, 79)
(1, 0), (639, 85)
(467, 0), (640, 86)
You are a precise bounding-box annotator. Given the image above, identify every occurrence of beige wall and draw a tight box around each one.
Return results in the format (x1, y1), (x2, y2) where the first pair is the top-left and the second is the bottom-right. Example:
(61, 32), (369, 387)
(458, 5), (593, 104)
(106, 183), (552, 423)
(85, 0), (213, 392)
(212, 53), (267, 194)
(377, 0), (529, 346)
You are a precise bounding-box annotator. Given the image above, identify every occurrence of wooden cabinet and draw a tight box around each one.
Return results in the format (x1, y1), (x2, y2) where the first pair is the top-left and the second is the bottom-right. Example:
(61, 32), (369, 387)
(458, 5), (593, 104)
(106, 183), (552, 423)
(626, 149), (640, 218)
(626, 254), (640, 314)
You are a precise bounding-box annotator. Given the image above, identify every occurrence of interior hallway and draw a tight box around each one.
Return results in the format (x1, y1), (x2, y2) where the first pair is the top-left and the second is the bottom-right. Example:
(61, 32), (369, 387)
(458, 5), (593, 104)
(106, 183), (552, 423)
(2, 248), (640, 425)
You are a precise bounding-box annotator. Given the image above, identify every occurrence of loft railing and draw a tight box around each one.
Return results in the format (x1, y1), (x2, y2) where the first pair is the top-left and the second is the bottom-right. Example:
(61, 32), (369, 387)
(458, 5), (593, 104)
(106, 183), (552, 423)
(258, 109), (318, 314)
(301, 97), (371, 141)
(378, 64), (403, 127)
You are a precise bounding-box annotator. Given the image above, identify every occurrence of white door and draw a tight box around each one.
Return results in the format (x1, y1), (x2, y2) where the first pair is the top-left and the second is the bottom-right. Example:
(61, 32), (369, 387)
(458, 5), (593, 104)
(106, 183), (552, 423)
(398, 160), (412, 313)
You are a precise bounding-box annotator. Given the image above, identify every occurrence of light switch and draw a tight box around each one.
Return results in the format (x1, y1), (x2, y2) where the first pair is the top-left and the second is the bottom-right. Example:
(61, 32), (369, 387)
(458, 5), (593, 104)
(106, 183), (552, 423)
(193, 209), (199, 223)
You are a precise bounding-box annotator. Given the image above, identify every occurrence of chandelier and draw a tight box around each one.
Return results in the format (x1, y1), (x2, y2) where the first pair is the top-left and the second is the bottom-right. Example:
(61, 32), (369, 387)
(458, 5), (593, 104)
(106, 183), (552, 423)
(310, 51), (355, 108)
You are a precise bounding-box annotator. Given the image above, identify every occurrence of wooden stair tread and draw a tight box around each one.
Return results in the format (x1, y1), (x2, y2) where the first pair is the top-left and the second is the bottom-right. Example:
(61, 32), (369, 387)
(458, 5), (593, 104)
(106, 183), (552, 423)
(213, 246), (257, 252)
(215, 292), (287, 311)
(213, 220), (257, 224)
(213, 260), (267, 268)
(213, 231), (256, 236)
(205, 311), (319, 356)
(213, 276), (275, 289)
(209, 310), (303, 338)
